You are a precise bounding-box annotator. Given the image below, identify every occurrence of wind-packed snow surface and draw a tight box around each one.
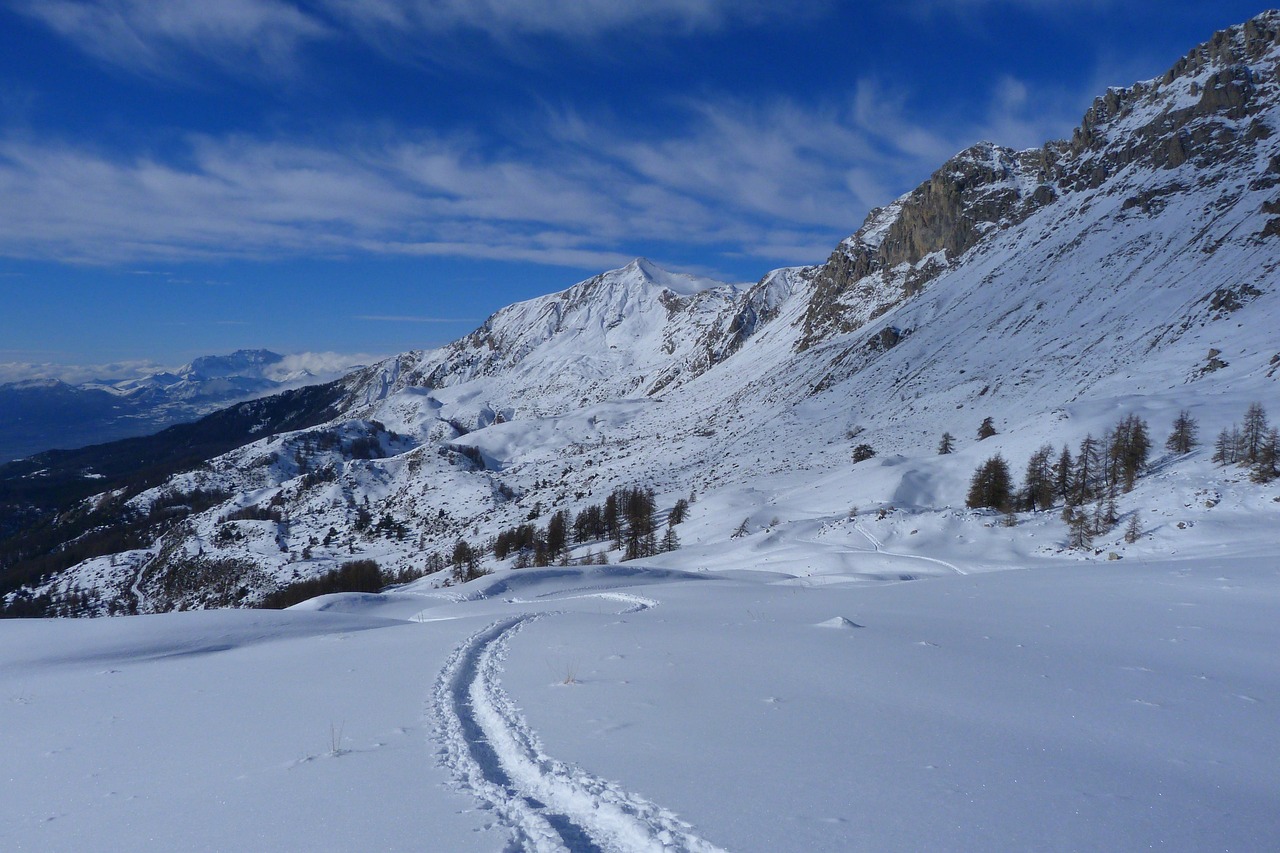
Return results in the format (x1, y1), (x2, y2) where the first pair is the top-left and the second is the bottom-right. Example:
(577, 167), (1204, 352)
(3, 544), (1278, 851)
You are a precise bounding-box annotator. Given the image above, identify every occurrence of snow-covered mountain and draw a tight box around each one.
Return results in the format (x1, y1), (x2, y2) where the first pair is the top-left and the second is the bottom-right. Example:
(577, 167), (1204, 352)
(0, 349), (371, 462)
(4, 12), (1280, 617)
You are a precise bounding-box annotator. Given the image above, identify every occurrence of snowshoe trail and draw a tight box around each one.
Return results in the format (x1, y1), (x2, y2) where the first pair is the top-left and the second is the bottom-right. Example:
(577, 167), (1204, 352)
(432, 604), (727, 853)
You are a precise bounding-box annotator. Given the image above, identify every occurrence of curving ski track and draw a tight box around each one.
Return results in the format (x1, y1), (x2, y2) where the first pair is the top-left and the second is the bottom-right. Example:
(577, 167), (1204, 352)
(854, 522), (966, 576)
(432, 595), (727, 853)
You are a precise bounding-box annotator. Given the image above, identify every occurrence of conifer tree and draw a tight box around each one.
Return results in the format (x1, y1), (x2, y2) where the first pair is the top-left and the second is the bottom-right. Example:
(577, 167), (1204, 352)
(1242, 402), (1269, 464)
(1124, 514), (1142, 544)
(1065, 506), (1093, 550)
(1073, 435), (1100, 505)
(1166, 410), (1198, 454)
(546, 509), (568, 558)
(1252, 427), (1280, 483)
(1213, 427), (1230, 465)
(668, 498), (690, 526)
(977, 417), (997, 440)
(966, 454), (1013, 511)
(938, 432), (955, 455)
(1022, 444), (1056, 511)
(1054, 445), (1074, 502)
(1108, 414), (1151, 492)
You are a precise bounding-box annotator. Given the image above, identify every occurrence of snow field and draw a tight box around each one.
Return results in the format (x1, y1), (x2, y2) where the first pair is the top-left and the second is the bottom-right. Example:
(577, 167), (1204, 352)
(4, 551), (1279, 851)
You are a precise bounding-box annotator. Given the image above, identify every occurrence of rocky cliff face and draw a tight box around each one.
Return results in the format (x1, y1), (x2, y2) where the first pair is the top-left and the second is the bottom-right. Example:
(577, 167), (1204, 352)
(799, 142), (1055, 348)
(799, 10), (1280, 348)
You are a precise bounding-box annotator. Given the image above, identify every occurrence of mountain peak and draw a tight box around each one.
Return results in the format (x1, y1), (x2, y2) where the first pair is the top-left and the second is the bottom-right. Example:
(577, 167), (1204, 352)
(182, 349), (284, 381)
(609, 257), (732, 297)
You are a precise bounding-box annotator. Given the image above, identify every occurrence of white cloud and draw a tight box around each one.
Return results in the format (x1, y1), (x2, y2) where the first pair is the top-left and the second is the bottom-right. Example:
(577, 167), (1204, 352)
(322, 0), (791, 41)
(14, 0), (814, 78)
(0, 359), (171, 385)
(0, 351), (380, 385)
(265, 351), (381, 381)
(0, 69), (1097, 272)
(11, 0), (330, 78)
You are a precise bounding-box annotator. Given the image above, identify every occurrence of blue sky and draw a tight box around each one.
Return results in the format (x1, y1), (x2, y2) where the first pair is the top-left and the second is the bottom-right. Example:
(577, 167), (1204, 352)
(0, 0), (1270, 374)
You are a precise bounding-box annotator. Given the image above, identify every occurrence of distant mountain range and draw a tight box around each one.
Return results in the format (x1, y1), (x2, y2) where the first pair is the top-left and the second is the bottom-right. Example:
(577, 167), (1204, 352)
(0, 349), (370, 462)
(3, 12), (1279, 616)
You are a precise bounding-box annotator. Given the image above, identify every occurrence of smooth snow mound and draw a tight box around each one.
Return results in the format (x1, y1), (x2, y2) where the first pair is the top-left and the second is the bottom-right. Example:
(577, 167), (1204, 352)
(815, 616), (864, 629)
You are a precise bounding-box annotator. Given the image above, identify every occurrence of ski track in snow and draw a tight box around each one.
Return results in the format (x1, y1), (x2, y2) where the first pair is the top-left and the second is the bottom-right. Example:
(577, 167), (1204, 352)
(432, 594), (727, 853)
(510, 591), (660, 614)
(853, 522), (967, 576)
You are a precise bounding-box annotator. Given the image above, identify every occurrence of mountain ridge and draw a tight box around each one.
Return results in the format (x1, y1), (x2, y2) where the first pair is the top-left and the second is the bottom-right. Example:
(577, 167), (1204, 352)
(4, 11), (1279, 616)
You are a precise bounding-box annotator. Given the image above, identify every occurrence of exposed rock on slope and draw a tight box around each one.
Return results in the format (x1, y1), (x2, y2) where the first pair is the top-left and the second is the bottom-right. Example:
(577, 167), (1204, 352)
(801, 10), (1280, 348)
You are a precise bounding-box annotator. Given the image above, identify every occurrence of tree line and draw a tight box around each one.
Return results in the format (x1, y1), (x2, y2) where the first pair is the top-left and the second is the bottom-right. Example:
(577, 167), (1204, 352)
(961, 403), (1274, 549)
(441, 485), (690, 584)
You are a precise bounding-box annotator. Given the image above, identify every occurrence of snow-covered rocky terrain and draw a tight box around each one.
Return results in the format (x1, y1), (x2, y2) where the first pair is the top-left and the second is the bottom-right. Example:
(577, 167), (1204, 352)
(2, 12), (1279, 852)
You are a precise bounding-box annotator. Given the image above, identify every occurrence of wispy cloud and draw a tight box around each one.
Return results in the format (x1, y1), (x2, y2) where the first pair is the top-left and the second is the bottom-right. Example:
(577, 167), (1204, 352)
(14, 0), (811, 80)
(272, 351), (381, 377)
(322, 0), (795, 42)
(11, 0), (331, 79)
(0, 67), (1096, 271)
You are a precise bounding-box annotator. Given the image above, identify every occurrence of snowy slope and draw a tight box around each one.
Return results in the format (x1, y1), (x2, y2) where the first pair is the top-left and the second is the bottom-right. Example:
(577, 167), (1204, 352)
(6, 13), (1280, 619)
(3, 554), (1277, 851)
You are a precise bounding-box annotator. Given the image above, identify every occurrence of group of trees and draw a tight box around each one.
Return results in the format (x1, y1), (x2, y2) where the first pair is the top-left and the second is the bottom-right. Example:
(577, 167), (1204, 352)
(460, 485), (690, 579)
(260, 559), (384, 609)
(963, 412), (1167, 549)
(1212, 402), (1278, 482)
(936, 416), (993, 458)
(966, 412), (1155, 515)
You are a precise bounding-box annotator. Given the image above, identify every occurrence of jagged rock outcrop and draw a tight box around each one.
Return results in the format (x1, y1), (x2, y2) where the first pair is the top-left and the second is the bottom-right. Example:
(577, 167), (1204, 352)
(799, 142), (1054, 348)
(800, 10), (1280, 348)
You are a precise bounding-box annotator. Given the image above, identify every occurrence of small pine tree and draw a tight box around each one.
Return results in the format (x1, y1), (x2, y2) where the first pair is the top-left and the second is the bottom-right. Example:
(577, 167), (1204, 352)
(668, 498), (690, 526)
(851, 443), (876, 463)
(1022, 444), (1057, 511)
(1054, 445), (1074, 502)
(1102, 492), (1119, 531)
(732, 518), (751, 538)
(1065, 506), (1093, 550)
(1165, 410), (1198, 454)
(977, 417), (997, 440)
(938, 432), (955, 455)
(1213, 427), (1237, 466)
(1110, 414), (1150, 493)
(1242, 402), (1269, 464)
(966, 454), (1012, 511)
(1251, 427), (1280, 483)
(1074, 434), (1100, 505)
(1123, 514), (1142, 544)
(661, 527), (680, 552)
